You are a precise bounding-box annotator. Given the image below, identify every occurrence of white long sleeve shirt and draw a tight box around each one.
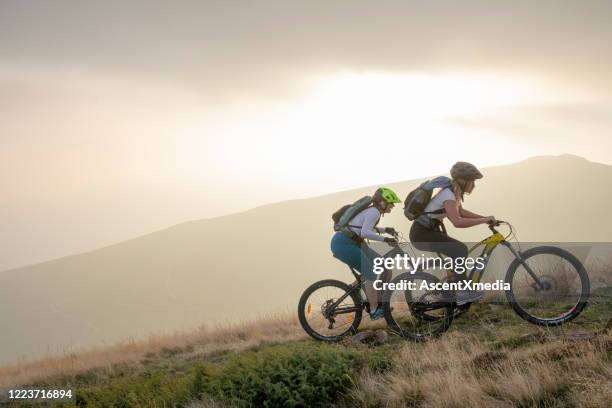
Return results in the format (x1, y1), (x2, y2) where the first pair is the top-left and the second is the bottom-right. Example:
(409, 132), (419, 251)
(348, 207), (385, 241)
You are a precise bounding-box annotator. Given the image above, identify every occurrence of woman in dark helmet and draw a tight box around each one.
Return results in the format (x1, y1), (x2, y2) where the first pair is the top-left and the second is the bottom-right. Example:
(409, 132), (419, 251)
(409, 162), (496, 303)
(331, 187), (401, 320)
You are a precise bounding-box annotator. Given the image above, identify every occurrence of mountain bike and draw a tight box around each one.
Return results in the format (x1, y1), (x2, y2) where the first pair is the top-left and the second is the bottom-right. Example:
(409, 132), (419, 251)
(385, 221), (590, 340)
(297, 232), (454, 341)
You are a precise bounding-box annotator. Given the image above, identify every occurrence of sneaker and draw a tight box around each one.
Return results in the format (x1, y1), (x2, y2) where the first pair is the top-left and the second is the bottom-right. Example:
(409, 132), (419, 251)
(455, 290), (484, 304)
(369, 308), (385, 321)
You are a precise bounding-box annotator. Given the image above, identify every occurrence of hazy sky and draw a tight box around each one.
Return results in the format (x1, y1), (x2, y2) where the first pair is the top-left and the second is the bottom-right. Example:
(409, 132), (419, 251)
(2, 1), (612, 270)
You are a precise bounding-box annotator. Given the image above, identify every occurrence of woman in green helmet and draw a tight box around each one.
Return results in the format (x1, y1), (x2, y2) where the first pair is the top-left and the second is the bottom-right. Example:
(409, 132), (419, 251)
(330, 187), (401, 320)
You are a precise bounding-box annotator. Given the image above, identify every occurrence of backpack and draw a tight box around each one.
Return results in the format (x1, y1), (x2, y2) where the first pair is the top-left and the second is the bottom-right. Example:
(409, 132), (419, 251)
(403, 176), (452, 221)
(332, 195), (374, 232)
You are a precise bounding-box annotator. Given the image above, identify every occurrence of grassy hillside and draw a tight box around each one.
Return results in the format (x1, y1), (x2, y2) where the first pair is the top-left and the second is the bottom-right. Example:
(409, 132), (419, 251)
(2, 286), (611, 407)
(1, 154), (612, 365)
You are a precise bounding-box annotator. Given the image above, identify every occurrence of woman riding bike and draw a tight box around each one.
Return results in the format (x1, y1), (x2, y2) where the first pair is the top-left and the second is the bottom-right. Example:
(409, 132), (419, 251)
(409, 162), (496, 303)
(330, 187), (401, 320)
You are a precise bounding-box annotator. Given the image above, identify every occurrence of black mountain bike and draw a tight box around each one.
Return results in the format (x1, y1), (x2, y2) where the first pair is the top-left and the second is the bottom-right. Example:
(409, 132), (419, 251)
(298, 232), (452, 341)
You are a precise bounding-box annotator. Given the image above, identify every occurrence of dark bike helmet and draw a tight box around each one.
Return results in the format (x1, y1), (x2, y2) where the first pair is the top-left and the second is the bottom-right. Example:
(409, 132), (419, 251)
(450, 161), (483, 181)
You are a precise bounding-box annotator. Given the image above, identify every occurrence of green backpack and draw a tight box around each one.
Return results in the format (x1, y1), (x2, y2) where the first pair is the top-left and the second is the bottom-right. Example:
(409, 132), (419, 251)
(332, 196), (374, 232)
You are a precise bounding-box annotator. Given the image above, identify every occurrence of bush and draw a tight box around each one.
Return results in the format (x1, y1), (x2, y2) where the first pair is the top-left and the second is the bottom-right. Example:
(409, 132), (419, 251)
(73, 368), (197, 408)
(208, 344), (359, 407)
(43, 343), (392, 407)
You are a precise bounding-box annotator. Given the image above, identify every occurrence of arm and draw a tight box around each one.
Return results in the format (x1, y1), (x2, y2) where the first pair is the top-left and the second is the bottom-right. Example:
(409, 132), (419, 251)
(444, 201), (492, 228)
(359, 210), (385, 241)
(459, 207), (485, 218)
(376, 226), (397, 236)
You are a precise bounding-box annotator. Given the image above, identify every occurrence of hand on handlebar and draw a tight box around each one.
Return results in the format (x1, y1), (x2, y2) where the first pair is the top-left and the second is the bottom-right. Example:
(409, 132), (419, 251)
(384, 227), (398, 237)
(485, 216), (497, 226)
(487, 218), (509, 228)
(383, 237), (399, 245)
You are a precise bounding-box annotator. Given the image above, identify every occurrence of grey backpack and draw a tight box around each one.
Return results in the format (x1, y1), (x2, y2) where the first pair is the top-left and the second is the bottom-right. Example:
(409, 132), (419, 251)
(403, 176), (452, 221)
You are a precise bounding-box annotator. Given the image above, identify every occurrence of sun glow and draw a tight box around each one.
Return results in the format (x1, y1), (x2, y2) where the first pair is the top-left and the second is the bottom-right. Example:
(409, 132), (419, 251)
(305, 72), (540, 120)
(176, 72), (552, 196)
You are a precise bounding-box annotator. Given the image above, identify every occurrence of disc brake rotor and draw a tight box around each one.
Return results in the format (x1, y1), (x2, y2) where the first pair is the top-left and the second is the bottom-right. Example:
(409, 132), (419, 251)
(531, 274), (558, 295)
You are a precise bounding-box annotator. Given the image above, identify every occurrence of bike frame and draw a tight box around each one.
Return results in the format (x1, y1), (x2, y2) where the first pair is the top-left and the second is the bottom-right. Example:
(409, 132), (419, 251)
(322, 269), (364, 318)
(326, 246), (405, 317)
(466, 225), (546, 289)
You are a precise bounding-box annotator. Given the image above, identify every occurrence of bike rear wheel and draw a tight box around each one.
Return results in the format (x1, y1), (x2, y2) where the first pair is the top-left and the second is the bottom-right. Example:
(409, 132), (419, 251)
(505, 246), (590, 326)
(298, 279), (363, 341)
(384, 271), (454, 340)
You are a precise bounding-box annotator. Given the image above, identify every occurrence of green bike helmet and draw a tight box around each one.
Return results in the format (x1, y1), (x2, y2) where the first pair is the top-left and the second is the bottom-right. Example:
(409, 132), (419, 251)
(374, 187), (402, 204)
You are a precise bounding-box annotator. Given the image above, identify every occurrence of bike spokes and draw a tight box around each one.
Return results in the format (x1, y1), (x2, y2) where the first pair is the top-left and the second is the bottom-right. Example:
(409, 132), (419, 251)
(299, 280), (362, 341)
(509, 250), (588, 324)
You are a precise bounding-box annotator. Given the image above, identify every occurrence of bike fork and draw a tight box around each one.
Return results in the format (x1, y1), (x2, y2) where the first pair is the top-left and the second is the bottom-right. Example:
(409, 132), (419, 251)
(503, 243), (546, 289)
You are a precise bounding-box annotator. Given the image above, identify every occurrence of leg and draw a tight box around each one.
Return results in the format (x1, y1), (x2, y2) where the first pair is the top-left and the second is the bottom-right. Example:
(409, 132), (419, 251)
(410, 223), (481, 303)
(410, 222), (468, 278)
(358, 247), (381, 311)
(365, 266), (392, 311)
(331, 232), (386, 315)
(363, 280), (380, 311)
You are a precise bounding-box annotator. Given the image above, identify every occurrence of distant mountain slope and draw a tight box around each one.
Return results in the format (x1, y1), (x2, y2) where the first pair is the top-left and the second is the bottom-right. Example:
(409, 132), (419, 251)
(1, 154), (610, 364)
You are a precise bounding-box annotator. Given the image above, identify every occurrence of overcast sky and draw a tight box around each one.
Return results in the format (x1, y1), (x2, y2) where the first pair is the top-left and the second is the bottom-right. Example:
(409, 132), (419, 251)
(1, 1), (612, 270)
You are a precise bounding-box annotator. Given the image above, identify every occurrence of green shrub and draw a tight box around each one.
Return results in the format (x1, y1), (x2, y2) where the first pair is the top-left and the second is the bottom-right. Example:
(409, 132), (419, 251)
(208, 344), (359, 407)
(40, 343), (392, 407)
(73, 368), (198, 407)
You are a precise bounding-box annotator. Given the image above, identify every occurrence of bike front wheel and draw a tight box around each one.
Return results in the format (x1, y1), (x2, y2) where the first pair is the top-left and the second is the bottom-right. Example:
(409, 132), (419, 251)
(298, 279), (363, 341)
(505, 246), (590, 326)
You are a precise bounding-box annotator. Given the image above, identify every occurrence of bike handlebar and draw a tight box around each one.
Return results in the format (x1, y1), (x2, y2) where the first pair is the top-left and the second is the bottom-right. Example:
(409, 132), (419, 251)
(488, 220), (508, 234)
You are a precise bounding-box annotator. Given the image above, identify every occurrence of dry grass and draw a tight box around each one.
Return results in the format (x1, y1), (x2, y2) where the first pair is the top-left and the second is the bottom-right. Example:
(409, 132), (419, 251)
(186, 398), (229, 408)
(351, 329), (612, 407)
(587, 257), (612, 291)
(0, 312), (305, 389)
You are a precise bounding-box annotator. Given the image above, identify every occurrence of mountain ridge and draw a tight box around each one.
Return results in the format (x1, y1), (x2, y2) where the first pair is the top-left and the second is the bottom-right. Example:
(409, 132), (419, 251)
(1, 153), (601, 274)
